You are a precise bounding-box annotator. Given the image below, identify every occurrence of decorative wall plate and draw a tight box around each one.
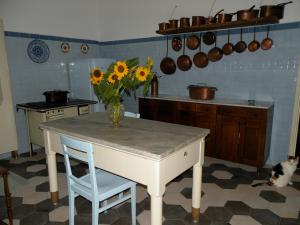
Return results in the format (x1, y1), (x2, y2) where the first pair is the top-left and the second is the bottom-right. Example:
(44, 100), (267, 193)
(61, 42), (70, 53)
(80, 43), (89, 54)
(27, 39), (50, 63)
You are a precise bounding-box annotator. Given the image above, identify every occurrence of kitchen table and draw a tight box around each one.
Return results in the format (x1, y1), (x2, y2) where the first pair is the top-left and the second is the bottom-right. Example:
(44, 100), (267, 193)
(40, 112), (209, 225)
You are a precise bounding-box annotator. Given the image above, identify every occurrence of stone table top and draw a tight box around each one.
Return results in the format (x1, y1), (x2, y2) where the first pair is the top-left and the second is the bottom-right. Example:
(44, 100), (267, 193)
(40, 112), (209, 160)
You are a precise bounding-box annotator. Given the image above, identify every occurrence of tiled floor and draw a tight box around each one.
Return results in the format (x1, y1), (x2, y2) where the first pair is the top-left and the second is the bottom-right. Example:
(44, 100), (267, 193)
(0, 149), (299, 225)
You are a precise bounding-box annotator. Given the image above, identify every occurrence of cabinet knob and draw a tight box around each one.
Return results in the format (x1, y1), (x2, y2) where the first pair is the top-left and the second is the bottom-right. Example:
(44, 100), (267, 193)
(184, 152), (188, 156)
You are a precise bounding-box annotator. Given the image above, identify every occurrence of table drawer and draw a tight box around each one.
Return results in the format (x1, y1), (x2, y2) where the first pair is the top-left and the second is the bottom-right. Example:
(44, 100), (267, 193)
(161, 140), (202, 183)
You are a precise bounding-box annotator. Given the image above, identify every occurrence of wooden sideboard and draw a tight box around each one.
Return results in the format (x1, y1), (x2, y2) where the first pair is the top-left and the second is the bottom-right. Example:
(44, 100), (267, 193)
(139, 97), (274, 167)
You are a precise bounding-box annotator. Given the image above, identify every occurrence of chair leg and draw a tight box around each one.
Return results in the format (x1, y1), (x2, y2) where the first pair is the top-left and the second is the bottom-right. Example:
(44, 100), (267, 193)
(92, 201), (99, 225)
(131, 185), (136, 225)
(102, 200), (108, 213)
(68, 191), (75, 225)
(3, 173), (13, 225)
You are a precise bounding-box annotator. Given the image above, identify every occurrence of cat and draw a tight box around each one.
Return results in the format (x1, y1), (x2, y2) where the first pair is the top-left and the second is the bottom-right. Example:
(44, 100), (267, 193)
(252, 156), (299, 188)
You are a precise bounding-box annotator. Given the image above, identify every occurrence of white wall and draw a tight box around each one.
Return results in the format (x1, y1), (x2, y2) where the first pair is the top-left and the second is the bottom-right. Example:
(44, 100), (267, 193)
(98, 0), (300, 41)
(0, 0), (101, 40)
(0, 0), (299, 41)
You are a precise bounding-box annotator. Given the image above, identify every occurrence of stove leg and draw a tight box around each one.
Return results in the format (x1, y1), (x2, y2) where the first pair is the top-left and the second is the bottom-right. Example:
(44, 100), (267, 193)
(29, 143), (34, 157)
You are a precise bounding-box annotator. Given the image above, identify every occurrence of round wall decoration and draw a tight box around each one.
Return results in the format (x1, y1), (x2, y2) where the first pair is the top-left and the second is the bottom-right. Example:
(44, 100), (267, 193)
(80, 43), (89, 54)
(27, 39), (50, 63)
(61, 42), (70, 53)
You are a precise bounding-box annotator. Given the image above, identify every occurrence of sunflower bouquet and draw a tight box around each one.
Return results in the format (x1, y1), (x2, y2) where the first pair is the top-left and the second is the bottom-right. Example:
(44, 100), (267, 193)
(90, 57), (154, 108)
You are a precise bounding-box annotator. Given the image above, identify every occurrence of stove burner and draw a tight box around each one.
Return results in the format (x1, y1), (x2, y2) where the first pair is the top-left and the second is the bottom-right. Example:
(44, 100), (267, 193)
(25, 101), (68, 109)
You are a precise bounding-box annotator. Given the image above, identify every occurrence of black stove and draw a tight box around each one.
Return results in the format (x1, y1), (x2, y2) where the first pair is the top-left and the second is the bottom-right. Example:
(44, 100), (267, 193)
(17, 99), (97, 112)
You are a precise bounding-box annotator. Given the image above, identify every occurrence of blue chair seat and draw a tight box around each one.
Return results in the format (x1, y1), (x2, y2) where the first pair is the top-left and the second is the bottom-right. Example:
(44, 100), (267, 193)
(72, 169), (135, 201)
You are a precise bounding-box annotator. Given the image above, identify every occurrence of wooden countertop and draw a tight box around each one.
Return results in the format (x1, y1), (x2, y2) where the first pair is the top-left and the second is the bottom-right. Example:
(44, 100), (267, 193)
(140, 95), (274, 109)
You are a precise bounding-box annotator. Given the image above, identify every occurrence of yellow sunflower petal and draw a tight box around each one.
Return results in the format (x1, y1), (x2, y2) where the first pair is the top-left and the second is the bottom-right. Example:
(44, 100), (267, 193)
(108, 72), (119, 84)
(146, 57), (153, 67)
(114, 61), (128, 78)
(135, 66), (149, 81)
(91, 67), (102, 78)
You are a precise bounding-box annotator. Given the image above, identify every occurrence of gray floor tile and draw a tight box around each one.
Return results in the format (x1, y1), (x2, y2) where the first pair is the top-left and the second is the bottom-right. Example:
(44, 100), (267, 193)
(259, 190), (286, 203)
(250, 209), (280, 225)
(163, 204), (187, 220)
(224, 201), (251, 215)
(20, 212), (49, 225)
(204, 207), (233, 222)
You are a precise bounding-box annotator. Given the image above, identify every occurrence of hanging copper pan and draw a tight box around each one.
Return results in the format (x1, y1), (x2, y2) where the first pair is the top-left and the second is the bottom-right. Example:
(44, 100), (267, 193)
(172, 36), (182, 52)
(186, 34), (200, 50)
(235, 29), (247, 53)
(177, 35), (192, 71)
(248, 27), (260, 52)
(160, 37), (176, 75)
(203, 31), (216, 45)
(193, 34), (209, 68)
(208, 32), (223, 62)
(222, 30), (235, 55)
(261, 26), (273, 50)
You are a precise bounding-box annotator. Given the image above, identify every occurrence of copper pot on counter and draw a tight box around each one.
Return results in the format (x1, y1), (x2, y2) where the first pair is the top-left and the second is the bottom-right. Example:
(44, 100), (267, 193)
(187, 84), (217, 100)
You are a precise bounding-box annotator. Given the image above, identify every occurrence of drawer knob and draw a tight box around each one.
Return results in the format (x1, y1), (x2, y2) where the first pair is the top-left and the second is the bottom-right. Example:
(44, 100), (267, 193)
(184, 152), (188, 156)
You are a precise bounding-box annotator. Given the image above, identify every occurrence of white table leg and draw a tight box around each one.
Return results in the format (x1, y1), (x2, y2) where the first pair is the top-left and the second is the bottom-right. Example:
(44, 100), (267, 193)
(192, 138), (205, 222)
(43, 130), (59, 204)
(147, 180), (165, 225)
(150, 195), (163, 225)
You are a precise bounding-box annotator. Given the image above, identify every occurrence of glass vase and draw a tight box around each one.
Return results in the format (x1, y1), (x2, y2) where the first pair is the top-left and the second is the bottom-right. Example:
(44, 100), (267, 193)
(107, 102), (124, 128)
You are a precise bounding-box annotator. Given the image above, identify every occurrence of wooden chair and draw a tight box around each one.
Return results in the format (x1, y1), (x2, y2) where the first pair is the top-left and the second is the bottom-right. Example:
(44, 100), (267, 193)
(61, 135), (136, 225)
(0, 166), (13, 225)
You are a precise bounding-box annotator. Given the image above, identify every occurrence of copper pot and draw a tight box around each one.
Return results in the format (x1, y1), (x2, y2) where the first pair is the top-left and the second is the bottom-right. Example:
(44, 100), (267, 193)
(187, 84), (217, 100)
(237, 5), (259, 21)
(158, 23), (169, 32)
(206, 9), (224, 24)
(180, 17), (190, 28)
(192, 16), (206, 26)
(217, 11), (237, 23)
(169, 19), (179, 29)
(260, 1), (293, 19)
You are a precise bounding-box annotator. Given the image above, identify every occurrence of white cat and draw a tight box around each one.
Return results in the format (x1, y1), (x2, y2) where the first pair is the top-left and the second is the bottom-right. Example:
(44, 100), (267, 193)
(252, 156), (299, 188)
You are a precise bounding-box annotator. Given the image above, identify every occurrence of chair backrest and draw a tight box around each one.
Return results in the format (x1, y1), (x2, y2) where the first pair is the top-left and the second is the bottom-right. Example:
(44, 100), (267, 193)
(60, 135), (98, 195)
(124, 111), (140, 118)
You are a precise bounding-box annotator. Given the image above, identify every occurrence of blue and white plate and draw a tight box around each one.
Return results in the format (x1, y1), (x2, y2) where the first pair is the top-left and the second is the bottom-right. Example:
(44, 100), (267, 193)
(27, 39), (50, 63)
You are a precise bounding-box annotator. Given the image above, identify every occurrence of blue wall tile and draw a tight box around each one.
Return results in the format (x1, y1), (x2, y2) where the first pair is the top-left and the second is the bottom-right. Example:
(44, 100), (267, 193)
(5, 35), (99, 152)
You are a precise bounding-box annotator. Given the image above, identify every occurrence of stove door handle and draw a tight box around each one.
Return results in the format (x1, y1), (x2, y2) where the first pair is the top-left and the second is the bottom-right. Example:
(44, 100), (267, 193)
(46, 114), (65, 121)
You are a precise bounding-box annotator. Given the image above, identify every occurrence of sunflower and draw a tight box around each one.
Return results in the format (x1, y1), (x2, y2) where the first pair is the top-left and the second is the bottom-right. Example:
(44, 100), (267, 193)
(108, 72), (119, 84)
(146, 57), (153, 68)
(135, 66), (149, 81)
(90, 67), (104, 84)
(114, 61), (128, 79)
